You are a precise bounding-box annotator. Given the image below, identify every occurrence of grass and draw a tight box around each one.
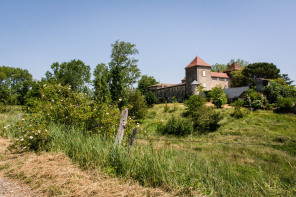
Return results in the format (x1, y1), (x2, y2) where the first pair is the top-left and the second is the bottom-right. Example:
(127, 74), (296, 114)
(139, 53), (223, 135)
(1, 103), (296, 196)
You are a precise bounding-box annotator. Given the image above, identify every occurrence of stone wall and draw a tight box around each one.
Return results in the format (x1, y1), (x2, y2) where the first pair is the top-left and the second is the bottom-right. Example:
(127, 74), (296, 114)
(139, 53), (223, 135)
(151, 84), (186, 102)
(211, 77), (230, 89)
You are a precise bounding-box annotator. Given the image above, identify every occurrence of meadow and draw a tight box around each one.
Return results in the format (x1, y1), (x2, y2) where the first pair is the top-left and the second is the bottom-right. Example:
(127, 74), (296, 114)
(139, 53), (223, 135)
(1, 103), (296, 196)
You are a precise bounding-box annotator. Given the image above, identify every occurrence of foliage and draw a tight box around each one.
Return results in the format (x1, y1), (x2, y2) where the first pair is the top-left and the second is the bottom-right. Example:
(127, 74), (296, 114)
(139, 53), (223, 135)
(230, 69), (249, 87)
(157, 115), (193, 136)
(8, 115), (51, 152)
(191, 106), (222, 132)
(145, 91), (158, 107)
(264, 81), (296, 104)
(137, 75), (158, 93)
(211, 63), (227, 72)
(276, 97), (295, 113)
(243, 62), (280, 82)
(25, 83), (130, 138)
(0, 66), (33, 105)
(244, 89), (266, 110)
(163, 103), (170, 112)
(128, 90), (148, 119)
(93, 63), (110, 102)
(280, 73), (294, 85)
(108, 40), (141, 105)
(230, 99), (245, 118)
(272, 78), (287, 86)
(228, 59), (249, 67)
(184, 94), (206, 115)
(211, 86), (227, 108)
(45, 59), (91, 93)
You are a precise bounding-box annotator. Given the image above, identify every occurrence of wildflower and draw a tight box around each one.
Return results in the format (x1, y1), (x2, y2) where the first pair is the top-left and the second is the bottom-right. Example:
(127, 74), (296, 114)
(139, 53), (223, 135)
(94, 109), (96, 111)
(38, 130), (41, 133)
(4, 126), (7, 129)
(22, 119), (25, 121)
(106, 113), (109, 115)
(35, 133), (38, 135)
(8, 138), (10, 141)
(137, 124), (140, 127)
(119, 98), (122, 101)
(29, 136), (33, 139)
(23, 146), (26, 149)
(20, 138), (24, 141)
(52, 99), (54, 102)
(43, 84), (46, 87)
(29, 125), (32, 127)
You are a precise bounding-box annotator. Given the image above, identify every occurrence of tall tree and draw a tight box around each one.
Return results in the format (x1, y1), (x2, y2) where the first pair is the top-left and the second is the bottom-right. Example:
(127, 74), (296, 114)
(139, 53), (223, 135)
(137, 75), (158, 93)
(45, 59), (91, 92)
(108, 40), (141, 103)
(211, 63), (227, 72)
(280, 74), (294, 85)
(243, 62), (280, 81)
(0, 66), (33, 104)
(93, 63), (110, 102)
(230, 69), (249, 87)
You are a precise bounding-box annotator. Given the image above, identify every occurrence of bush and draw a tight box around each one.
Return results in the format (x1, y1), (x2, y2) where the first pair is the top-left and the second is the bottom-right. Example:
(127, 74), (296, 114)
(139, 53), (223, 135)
(231, 99), (245, 118)
(276, 97), (295, 113)
(211, 86), (227, 108)
(184, 94), (206, 115)
(163, 103), (170, 112)
(244, 89), (266, 110)
(157, 116), (193, 136)
(128, 90), (148, 119)
(145, 91), (158, 107)
(191, 106), (222, 133)
(264, 81), (283, 103)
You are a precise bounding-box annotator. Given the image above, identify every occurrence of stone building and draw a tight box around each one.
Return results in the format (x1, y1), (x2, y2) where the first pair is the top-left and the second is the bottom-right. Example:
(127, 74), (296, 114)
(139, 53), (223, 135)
(148, 56), (242, 102)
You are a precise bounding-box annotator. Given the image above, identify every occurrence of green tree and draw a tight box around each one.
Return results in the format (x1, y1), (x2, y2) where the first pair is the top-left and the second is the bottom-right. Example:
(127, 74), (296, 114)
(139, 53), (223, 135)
(280, 74), (294, 85)
(243, 62), (280, 81)
(0, 66), (33, 105)
(93, 63), (110, 102)
(137, 75), (158, 93)
(45, 59), (91, 93)
(211, 86), (227, 108)
(108, 40), (141, 104)
(128, 90), (148, 119)
(145, 91), (158, 106)
(230, 69), (249, 87)
(211, 63), (227, 72)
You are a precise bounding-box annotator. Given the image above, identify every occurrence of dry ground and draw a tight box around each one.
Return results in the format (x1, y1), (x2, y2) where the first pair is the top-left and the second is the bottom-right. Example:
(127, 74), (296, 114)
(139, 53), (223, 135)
(0, 138), (176, 197)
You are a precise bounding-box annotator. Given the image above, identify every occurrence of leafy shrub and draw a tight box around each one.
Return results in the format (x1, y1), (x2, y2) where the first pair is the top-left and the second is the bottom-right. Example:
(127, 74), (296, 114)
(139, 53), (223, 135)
(191, 106), (222, 133)
(276, 97), (295, 113)
(157, 116), (193, 136)
(128, 90), (148, 119)
(231, 99), (245, 118)
(145, 91), (158, 106)
(211, 86), (227, 108)
(0, 102), (7, 112)
(184, 94), (206, 115)
(8, 114), (51, 152)
(244, 89), (266, 110)
(146, 111), (157, 119)
(264, 81), (283, 103)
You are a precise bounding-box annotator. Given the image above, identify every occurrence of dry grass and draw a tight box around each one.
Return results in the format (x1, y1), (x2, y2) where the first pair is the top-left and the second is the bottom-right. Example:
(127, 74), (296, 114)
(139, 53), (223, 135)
(0, 138), (175, 197)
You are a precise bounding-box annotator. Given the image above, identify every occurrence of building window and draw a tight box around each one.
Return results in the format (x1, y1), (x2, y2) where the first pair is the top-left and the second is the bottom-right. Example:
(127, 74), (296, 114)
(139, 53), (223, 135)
(224, 78), (227, 82)
(203, 71), (206, 77)
(217, 78), (220, 81)
(203, 83), (206, 88)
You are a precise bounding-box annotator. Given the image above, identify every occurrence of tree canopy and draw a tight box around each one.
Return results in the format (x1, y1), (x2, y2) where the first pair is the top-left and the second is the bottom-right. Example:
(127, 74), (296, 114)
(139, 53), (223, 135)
(211, 63), (227, 72)
(0, 66), (33, 105)
(93, 63), (110, 102)
(137, 75), (158, 93)
(243, 62), (280, 81)
(45, 59), (91, 93)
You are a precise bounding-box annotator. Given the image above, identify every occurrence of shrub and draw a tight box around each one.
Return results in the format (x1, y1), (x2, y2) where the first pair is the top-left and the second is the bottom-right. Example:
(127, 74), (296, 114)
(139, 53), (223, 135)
(244, 89), (266, 110)
(231, 99), (245, 118)
(163, 103), (170, 112)
(211, 86), (227, 108)
(184, 94), (206, 115)
(145, 91), (158, 107)
(276, 97), (295, 113)
(157, 116), (193, 136)
(264, 81), (283, 103)
(191, 106), (222, 133)
(128, 90), (148, 119)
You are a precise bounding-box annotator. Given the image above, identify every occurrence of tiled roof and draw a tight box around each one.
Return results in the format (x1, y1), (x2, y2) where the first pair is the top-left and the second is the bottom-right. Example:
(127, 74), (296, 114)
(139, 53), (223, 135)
(225, 62), (242, 72)
(211, 72), (229, 78)
(185, 56), (211, 69)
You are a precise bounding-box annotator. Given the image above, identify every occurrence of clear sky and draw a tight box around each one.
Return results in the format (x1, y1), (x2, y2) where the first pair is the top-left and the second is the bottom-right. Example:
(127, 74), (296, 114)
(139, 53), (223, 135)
(1, 0), (296, 85)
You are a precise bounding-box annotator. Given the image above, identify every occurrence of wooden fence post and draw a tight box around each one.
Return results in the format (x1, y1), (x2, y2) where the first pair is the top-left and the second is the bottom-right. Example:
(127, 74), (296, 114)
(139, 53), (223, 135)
(129, 128), (138, 147)
(114, 108), (128, 146)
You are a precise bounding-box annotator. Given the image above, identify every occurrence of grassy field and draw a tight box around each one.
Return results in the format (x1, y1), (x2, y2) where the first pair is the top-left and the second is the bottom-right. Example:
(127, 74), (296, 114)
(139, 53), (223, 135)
(1, 103), (296, 196)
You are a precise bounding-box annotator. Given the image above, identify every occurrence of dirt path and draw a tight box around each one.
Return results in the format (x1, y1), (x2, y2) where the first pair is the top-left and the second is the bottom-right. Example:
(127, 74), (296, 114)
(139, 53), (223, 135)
(0, 138), (179, 197)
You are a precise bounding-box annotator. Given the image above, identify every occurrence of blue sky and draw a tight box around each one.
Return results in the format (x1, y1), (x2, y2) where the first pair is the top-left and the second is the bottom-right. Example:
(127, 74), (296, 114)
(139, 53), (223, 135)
(1, 0), (296, 85)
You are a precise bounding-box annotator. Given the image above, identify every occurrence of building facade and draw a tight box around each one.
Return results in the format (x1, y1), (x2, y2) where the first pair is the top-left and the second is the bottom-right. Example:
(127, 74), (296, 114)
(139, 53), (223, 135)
(148, 56), (241, 102)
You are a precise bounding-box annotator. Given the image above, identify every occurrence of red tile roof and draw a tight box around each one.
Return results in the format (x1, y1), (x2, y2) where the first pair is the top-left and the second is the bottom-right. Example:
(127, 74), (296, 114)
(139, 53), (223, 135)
(211, 72), (229, 78)
(185, 56), (211, 69)
(224, 62), (242, 72)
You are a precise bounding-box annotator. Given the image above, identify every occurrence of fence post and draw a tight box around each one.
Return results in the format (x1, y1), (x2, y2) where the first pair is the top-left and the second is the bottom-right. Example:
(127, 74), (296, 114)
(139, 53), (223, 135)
(129, 128), (138, 147)
(114, 108), (128, 146)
